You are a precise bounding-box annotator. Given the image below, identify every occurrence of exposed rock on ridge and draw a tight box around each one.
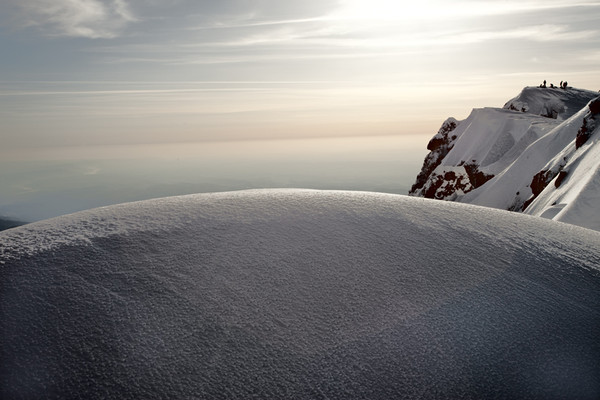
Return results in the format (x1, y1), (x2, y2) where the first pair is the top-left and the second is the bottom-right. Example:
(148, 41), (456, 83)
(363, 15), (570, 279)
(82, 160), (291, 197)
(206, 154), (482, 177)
(409, 117), (460, 195)
(576, 97), (599, 148)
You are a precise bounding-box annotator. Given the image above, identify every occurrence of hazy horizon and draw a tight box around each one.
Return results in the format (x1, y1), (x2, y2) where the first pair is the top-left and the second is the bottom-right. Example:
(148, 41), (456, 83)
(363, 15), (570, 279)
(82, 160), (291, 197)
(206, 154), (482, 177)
(0, 134), (428, 222)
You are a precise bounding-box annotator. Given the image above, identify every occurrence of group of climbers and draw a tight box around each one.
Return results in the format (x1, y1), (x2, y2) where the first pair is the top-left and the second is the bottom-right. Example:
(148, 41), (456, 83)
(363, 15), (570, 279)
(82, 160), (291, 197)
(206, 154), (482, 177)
(540, 79), (568, 89)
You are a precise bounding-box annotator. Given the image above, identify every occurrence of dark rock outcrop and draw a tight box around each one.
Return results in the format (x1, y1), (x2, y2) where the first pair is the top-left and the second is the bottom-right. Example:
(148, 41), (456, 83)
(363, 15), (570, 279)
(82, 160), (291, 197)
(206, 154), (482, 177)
(575, 97), (600, 149)
(589, 97), (600, 114)
(413, 161), (493, 201)
(530, 169), (555, 197)
(522, 167), (564, 211)
(464, 162), (494, 189)
(421, 170), (472, 200)
(554, 170), (568, 188)
(576, 118), (594, 148)
(409, 115), (495, 200)
(409, 118), (460, 195)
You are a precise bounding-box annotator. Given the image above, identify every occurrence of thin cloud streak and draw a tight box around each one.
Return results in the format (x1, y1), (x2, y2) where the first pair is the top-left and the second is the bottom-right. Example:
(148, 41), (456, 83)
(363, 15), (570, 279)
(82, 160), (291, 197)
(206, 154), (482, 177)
(334, 0), (600, 20)
(88, 21), (599, 67)
(99, 51), (423, 66)
(0, 80), (350, 85)
(0, 88), (290, 96)
(415, 25), (600, 46)
(190, 17), (333, 30)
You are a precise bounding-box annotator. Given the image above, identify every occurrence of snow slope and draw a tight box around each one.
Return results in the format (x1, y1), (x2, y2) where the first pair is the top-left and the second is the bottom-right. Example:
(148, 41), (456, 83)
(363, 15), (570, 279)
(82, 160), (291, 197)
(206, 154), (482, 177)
(524, 128), (600, 229)
(462, 101), (592, 209)
(410, 107), (555, 199)
(520, 98), (600, 227)
(410, 86), (600, 231)
(2, 189), (599, 399)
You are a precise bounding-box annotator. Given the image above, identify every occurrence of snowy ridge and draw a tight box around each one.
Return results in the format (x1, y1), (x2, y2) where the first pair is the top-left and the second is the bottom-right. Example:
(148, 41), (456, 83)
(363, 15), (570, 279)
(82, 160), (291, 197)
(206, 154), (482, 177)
(1, 189), (600, 399)
(410, 86), (600, 231)
(523, 97), (600, 230)
(462, 101), (592, 210)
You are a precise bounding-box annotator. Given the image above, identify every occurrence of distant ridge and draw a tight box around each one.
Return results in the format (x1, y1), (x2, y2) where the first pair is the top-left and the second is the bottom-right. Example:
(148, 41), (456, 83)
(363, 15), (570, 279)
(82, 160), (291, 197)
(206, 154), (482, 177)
(410, 85), (600, 231)
(0, 217), (26, 232)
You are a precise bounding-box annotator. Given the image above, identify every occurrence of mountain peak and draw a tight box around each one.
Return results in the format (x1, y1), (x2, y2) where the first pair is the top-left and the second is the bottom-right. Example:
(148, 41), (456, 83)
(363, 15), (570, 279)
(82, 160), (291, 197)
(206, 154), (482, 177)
(410, 86), (600, 231)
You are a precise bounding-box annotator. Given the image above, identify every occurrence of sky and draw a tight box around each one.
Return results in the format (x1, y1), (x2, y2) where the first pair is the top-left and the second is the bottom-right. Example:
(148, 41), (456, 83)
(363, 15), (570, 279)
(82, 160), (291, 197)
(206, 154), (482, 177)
(0, 0), (599, 154)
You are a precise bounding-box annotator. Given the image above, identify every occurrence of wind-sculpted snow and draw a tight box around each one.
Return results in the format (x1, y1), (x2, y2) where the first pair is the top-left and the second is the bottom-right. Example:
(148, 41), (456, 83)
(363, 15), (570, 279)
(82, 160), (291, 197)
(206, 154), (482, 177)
(1, 190), (600, 399)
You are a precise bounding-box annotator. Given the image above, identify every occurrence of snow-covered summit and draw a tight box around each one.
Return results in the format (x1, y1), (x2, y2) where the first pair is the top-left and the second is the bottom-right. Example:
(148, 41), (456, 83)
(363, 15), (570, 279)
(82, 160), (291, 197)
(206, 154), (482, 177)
(503, 85), (597, 120)
(410, 86), (600, 231)
(1, 189), (599, 399)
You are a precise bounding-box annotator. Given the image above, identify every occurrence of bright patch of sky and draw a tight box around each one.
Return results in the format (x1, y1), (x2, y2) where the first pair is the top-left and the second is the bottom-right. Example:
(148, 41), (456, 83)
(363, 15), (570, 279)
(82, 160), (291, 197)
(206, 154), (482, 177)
(1, 0), (599, 150)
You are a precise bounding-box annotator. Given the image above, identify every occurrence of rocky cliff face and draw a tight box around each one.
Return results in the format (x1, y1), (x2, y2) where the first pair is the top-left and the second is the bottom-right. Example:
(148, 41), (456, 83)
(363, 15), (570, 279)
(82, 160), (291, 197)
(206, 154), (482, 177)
(410, 86), (600, 231)
(409, 117), (460, 197)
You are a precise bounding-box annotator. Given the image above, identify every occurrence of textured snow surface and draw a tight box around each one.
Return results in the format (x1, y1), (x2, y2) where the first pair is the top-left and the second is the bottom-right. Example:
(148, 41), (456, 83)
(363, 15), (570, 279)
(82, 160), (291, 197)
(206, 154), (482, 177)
(1, 189), (600, 399)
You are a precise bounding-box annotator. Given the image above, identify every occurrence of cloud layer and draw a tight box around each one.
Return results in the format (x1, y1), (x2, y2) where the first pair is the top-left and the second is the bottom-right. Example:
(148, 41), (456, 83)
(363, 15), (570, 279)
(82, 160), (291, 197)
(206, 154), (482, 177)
(4, 0), (136, 38)
(0, 0), (599, 149)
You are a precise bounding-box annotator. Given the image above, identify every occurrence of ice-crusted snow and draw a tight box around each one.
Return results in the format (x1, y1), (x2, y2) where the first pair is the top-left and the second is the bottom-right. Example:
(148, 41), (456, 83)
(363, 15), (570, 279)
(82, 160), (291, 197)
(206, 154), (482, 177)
(1, 189), (599, 399)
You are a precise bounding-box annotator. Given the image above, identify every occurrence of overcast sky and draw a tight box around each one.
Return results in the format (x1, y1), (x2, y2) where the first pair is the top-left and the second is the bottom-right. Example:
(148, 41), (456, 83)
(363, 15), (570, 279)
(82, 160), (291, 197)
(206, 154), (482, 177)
(1, 0), (599, 152)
